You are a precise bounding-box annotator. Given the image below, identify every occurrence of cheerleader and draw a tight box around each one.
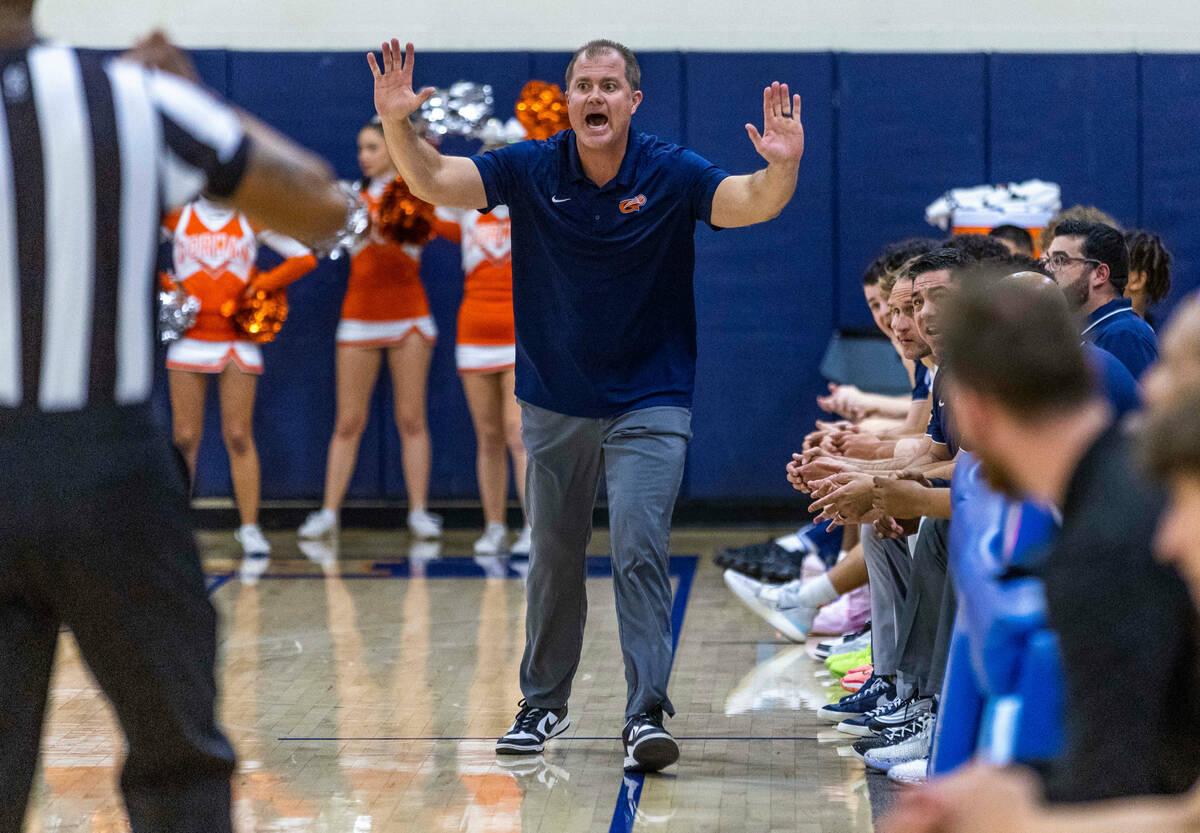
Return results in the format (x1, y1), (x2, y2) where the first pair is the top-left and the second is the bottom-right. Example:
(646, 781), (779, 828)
(163, 196), (317, 562)
(438, 200), (531, 555)
(299, 117), (457, 540)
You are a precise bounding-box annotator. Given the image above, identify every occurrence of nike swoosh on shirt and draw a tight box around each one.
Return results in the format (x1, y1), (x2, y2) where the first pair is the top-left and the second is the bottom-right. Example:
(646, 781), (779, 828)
(551, 196), (571, 203)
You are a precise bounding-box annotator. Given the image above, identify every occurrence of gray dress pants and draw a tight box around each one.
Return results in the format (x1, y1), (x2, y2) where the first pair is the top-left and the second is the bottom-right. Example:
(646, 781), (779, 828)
(518, 402), (692, 720)
(896, 517), (953, 695)
(861, 524), (913, 677)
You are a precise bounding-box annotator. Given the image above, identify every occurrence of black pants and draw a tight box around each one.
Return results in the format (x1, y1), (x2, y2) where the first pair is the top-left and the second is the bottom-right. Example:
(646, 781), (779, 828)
(0, 406), (233, 832)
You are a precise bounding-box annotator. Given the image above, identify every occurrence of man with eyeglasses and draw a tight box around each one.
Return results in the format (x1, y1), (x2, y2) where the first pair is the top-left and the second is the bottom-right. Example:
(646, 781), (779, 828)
(1042, 219), (1158, 379)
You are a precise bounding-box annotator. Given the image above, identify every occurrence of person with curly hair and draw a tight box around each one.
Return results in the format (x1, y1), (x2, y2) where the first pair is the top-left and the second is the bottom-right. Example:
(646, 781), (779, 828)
(1124, 229), (1173, 325)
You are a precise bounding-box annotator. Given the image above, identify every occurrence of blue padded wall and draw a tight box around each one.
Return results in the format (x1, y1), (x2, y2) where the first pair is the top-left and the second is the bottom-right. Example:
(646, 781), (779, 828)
(989, 54), (1139, 229)
(167, 49), (1199, 504)
(189, 49), (229, 94)
(684, 53), (835, 500)
(1141, 55), (1200, 314)
(227, 51), (374, 175)
(835, 54), (987, 332)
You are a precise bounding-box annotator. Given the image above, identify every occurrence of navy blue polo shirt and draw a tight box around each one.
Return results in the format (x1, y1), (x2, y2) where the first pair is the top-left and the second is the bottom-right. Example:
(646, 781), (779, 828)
(1084, 343), (1140, 418)
(1081, 297), (1158, 381)
(472, 129), (729, 417)
(912, 364), (932, 401)
(926, 367), (959, 456)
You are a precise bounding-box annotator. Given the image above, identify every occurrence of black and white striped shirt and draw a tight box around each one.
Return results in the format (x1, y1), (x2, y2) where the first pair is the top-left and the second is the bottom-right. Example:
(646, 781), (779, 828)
(0, 43), (250, 418)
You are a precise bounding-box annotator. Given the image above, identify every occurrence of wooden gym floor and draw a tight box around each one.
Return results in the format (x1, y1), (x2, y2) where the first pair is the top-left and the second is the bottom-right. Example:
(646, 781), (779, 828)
(25, 527), (890, 832)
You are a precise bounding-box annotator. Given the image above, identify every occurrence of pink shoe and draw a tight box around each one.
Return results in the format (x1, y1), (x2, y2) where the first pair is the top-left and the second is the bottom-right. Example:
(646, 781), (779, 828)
(810, 585), (872, 636)
(841, 664), (874, 692)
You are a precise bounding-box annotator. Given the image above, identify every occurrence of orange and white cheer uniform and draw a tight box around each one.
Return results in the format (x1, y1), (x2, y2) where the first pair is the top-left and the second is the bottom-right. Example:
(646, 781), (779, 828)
(163, 198), (316, 374)
(336, 176), (459, 347)
(437, 206), (516, 374)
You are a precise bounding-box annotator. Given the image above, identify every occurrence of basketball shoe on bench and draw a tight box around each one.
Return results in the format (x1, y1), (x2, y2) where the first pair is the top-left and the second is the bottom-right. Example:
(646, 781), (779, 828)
(724, 570), (819, 642)
(816, 672), (894, 722)
(837, 690), (915, 738)
(868, 694), (935, 734)
(815, 624), (872, 660)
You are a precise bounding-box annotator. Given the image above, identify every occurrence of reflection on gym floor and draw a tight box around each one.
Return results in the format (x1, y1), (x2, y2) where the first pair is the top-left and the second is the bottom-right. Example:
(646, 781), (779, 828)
(27, 528), (874, 832)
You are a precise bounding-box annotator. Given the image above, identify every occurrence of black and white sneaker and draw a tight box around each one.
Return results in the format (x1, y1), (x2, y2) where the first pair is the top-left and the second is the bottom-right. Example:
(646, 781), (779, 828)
(836, 692), (903, 737)
(816, 672), (894, 722)
(622, 710), (679, 772)
(850, 721), (912, 762)
(495, 699), (570, 755)
(867, 694), (934, 733)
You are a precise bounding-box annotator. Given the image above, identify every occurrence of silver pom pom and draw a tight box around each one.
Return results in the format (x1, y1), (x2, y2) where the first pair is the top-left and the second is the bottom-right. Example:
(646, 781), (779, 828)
(158, 288), (200, 344)
(313, 181), (371, 261)
(414, 81), (494, 140)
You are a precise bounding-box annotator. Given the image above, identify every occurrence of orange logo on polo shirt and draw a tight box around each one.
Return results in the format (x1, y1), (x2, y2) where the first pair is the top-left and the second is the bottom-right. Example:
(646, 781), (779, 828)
(619, 194), (647, 214)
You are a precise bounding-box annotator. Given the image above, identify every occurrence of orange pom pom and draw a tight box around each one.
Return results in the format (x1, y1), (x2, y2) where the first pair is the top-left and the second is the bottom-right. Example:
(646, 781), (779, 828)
(515, 81), (569, 141)
(230, 288), (288, 344)
(377, 177), (436, 245)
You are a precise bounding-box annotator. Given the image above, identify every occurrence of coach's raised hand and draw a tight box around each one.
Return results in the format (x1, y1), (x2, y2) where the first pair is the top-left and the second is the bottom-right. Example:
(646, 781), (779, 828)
(363, 39), (487, 210)
(708, 80), (804, 228)
(746, 81), (804, 166)
(368, 40), (436, 123)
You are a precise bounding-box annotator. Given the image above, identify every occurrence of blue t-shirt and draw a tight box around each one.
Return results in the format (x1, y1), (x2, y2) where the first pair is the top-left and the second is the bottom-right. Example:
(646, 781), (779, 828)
(1081, 297), (1158, 381)
(472, 129), (729, 417)
(912, 364), (932, 401)
(926, 367), (959, 456)
(1084, 343), (1141, 418)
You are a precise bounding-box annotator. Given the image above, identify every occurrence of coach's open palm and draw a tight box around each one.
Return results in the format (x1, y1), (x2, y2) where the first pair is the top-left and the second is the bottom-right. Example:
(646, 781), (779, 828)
(746, 82), (804, 165)
(368, 40), (435, 122)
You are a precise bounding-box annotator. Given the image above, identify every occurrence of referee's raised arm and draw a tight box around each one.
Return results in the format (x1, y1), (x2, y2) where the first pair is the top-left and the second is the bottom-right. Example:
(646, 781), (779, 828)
(0, 29), (362, 416)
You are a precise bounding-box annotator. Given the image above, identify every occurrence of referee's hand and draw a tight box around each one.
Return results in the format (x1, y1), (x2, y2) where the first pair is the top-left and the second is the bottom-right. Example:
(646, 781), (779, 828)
(123, 30), (199, 82)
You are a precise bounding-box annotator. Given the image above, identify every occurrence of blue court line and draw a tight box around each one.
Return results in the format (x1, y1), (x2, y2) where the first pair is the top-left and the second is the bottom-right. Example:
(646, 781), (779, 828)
(208, 555), (690, 582)
(202, 560), (610, 592)
(278, 735), (820, 742)
(612, 774), (645, 833)
(205, 574), (233, 594)
(610, 554), (698, 833)
(205, 555), (699, 585)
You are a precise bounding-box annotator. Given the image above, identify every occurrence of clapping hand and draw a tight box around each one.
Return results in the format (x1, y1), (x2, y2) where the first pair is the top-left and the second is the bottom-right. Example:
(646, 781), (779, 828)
(871, 472), (932, 520)
(874, 515), (919, 539)
(809, 472), (875, 526)
(817, 383), (862, 419)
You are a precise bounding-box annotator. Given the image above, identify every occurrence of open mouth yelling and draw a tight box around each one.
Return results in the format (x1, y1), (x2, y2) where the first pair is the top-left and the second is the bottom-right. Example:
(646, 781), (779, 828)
(584, 113), (609, 131)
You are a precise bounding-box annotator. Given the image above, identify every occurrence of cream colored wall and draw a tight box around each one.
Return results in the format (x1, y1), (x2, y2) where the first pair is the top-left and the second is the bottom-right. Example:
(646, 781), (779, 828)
(34, 0), (1200, 51)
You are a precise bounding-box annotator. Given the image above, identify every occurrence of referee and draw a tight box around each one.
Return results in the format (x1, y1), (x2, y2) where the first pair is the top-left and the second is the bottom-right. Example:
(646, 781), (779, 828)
(0, 3), (352, 830)
(369, 38), (804, 771)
